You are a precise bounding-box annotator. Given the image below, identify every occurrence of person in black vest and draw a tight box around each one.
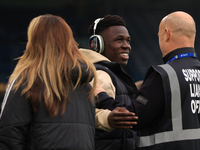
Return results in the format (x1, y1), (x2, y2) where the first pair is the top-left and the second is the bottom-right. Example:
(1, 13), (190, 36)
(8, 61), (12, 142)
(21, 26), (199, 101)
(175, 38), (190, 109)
(95, 11), (200, 150)
(80, 15), (139, 150)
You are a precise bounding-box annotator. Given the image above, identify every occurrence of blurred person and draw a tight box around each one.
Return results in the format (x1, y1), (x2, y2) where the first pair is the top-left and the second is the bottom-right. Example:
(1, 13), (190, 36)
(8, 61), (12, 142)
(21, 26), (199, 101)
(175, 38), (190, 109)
(0, 14), (97, 150)
(95, 11), (200, 150)
(80, 15), (138, 150)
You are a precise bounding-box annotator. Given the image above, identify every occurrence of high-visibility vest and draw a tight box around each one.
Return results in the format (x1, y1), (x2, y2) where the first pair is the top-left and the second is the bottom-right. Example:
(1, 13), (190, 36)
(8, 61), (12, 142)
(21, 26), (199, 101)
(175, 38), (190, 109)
(137, 63), (200, 150)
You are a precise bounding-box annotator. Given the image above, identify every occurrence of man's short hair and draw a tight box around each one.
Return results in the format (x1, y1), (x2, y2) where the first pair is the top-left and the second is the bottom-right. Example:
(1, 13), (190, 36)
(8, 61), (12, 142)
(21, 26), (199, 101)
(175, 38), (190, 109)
(88, 15), (126, 36)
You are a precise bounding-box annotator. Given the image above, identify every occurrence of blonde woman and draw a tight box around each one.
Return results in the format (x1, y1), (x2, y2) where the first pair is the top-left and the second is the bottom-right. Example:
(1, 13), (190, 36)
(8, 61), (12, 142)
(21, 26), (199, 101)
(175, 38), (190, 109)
(0, 14), (97, 150)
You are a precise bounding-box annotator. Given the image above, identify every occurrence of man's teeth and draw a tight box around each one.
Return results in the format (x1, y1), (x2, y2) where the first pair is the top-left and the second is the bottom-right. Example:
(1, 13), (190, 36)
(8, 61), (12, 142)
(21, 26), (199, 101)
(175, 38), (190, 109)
(120, 53), (128, 56)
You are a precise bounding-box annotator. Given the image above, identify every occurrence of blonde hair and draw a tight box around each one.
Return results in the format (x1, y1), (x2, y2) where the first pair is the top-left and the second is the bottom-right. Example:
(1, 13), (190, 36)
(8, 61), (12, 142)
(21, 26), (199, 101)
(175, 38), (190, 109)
(9, 14), (97, 117)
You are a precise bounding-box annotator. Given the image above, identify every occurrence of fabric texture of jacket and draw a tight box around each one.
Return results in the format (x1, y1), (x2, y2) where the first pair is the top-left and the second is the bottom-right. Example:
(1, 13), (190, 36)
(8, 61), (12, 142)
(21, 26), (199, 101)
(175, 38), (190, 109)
(80, 48), (138, 150)
(137, 47), (200, 150)
(0, 63), (95, 150)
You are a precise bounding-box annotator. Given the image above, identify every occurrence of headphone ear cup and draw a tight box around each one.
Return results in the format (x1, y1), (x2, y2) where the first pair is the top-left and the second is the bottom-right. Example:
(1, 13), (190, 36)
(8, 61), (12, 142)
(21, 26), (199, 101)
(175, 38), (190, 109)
(89, 35), (104, 53)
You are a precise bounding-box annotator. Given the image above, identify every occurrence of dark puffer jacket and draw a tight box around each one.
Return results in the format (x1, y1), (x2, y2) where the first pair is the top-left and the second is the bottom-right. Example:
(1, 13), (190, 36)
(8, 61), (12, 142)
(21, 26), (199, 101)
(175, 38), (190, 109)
(0, 64), (95, 150)
(95, 61), (138, 150)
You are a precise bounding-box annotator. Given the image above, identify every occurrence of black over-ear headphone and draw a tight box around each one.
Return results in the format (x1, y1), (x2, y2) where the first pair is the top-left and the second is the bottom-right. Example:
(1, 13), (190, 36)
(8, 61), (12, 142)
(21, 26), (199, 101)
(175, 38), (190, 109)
(89, 18), (104, 53)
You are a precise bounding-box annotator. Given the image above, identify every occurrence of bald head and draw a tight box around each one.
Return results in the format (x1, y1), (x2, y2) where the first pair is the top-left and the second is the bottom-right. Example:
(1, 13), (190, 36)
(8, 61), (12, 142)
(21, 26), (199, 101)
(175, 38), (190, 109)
(162, 11), (196, 38)
(158, 11), (196, 57)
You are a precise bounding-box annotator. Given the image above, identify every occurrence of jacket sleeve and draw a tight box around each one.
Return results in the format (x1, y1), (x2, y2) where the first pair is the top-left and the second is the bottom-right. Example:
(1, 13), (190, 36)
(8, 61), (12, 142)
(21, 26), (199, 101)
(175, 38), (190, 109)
(90, 70), (115, 132)
(95, 108), (114, 132)
(0, 85), (33, 150)
(90, 70), (116, 99)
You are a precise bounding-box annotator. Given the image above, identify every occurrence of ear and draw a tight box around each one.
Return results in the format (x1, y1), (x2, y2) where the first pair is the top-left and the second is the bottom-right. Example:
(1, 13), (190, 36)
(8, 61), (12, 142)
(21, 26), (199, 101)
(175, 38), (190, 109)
(164, 28), (170, 42)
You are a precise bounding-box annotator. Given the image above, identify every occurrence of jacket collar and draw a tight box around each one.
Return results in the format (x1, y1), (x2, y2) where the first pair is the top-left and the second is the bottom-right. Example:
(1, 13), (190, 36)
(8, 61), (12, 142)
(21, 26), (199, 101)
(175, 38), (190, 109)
(79, 48), (110, 63)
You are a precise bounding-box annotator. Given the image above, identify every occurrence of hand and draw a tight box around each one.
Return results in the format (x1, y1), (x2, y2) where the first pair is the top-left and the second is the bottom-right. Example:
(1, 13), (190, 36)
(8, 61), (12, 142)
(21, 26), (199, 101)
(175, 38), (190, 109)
(108, 107), (138, 129)
(95, 84), (105, 96)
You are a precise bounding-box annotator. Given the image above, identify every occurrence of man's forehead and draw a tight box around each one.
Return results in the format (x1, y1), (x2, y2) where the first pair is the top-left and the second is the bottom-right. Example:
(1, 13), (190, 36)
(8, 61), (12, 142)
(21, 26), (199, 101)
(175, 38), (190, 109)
(103, 26), (129, 36)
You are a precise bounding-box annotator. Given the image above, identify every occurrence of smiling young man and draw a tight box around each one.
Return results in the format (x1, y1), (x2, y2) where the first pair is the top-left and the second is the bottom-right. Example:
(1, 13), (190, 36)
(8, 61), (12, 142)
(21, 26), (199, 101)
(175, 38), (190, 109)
(80, 15), (138, 150)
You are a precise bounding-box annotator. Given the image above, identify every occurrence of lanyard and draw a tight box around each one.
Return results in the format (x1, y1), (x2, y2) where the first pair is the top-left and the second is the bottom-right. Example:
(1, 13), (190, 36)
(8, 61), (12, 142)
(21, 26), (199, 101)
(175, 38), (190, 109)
(166, 52), (197, 64)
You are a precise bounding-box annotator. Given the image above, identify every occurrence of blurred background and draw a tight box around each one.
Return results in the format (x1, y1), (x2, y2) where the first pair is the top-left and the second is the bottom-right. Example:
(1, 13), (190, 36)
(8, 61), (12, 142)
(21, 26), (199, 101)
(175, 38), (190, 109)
(0, 0), (200, 102)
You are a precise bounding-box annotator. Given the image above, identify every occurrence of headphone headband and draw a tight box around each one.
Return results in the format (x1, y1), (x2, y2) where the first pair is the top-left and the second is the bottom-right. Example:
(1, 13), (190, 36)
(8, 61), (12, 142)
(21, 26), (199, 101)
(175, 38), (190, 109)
(93, 18), (104, 35)
(89, 17), (104, 53)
